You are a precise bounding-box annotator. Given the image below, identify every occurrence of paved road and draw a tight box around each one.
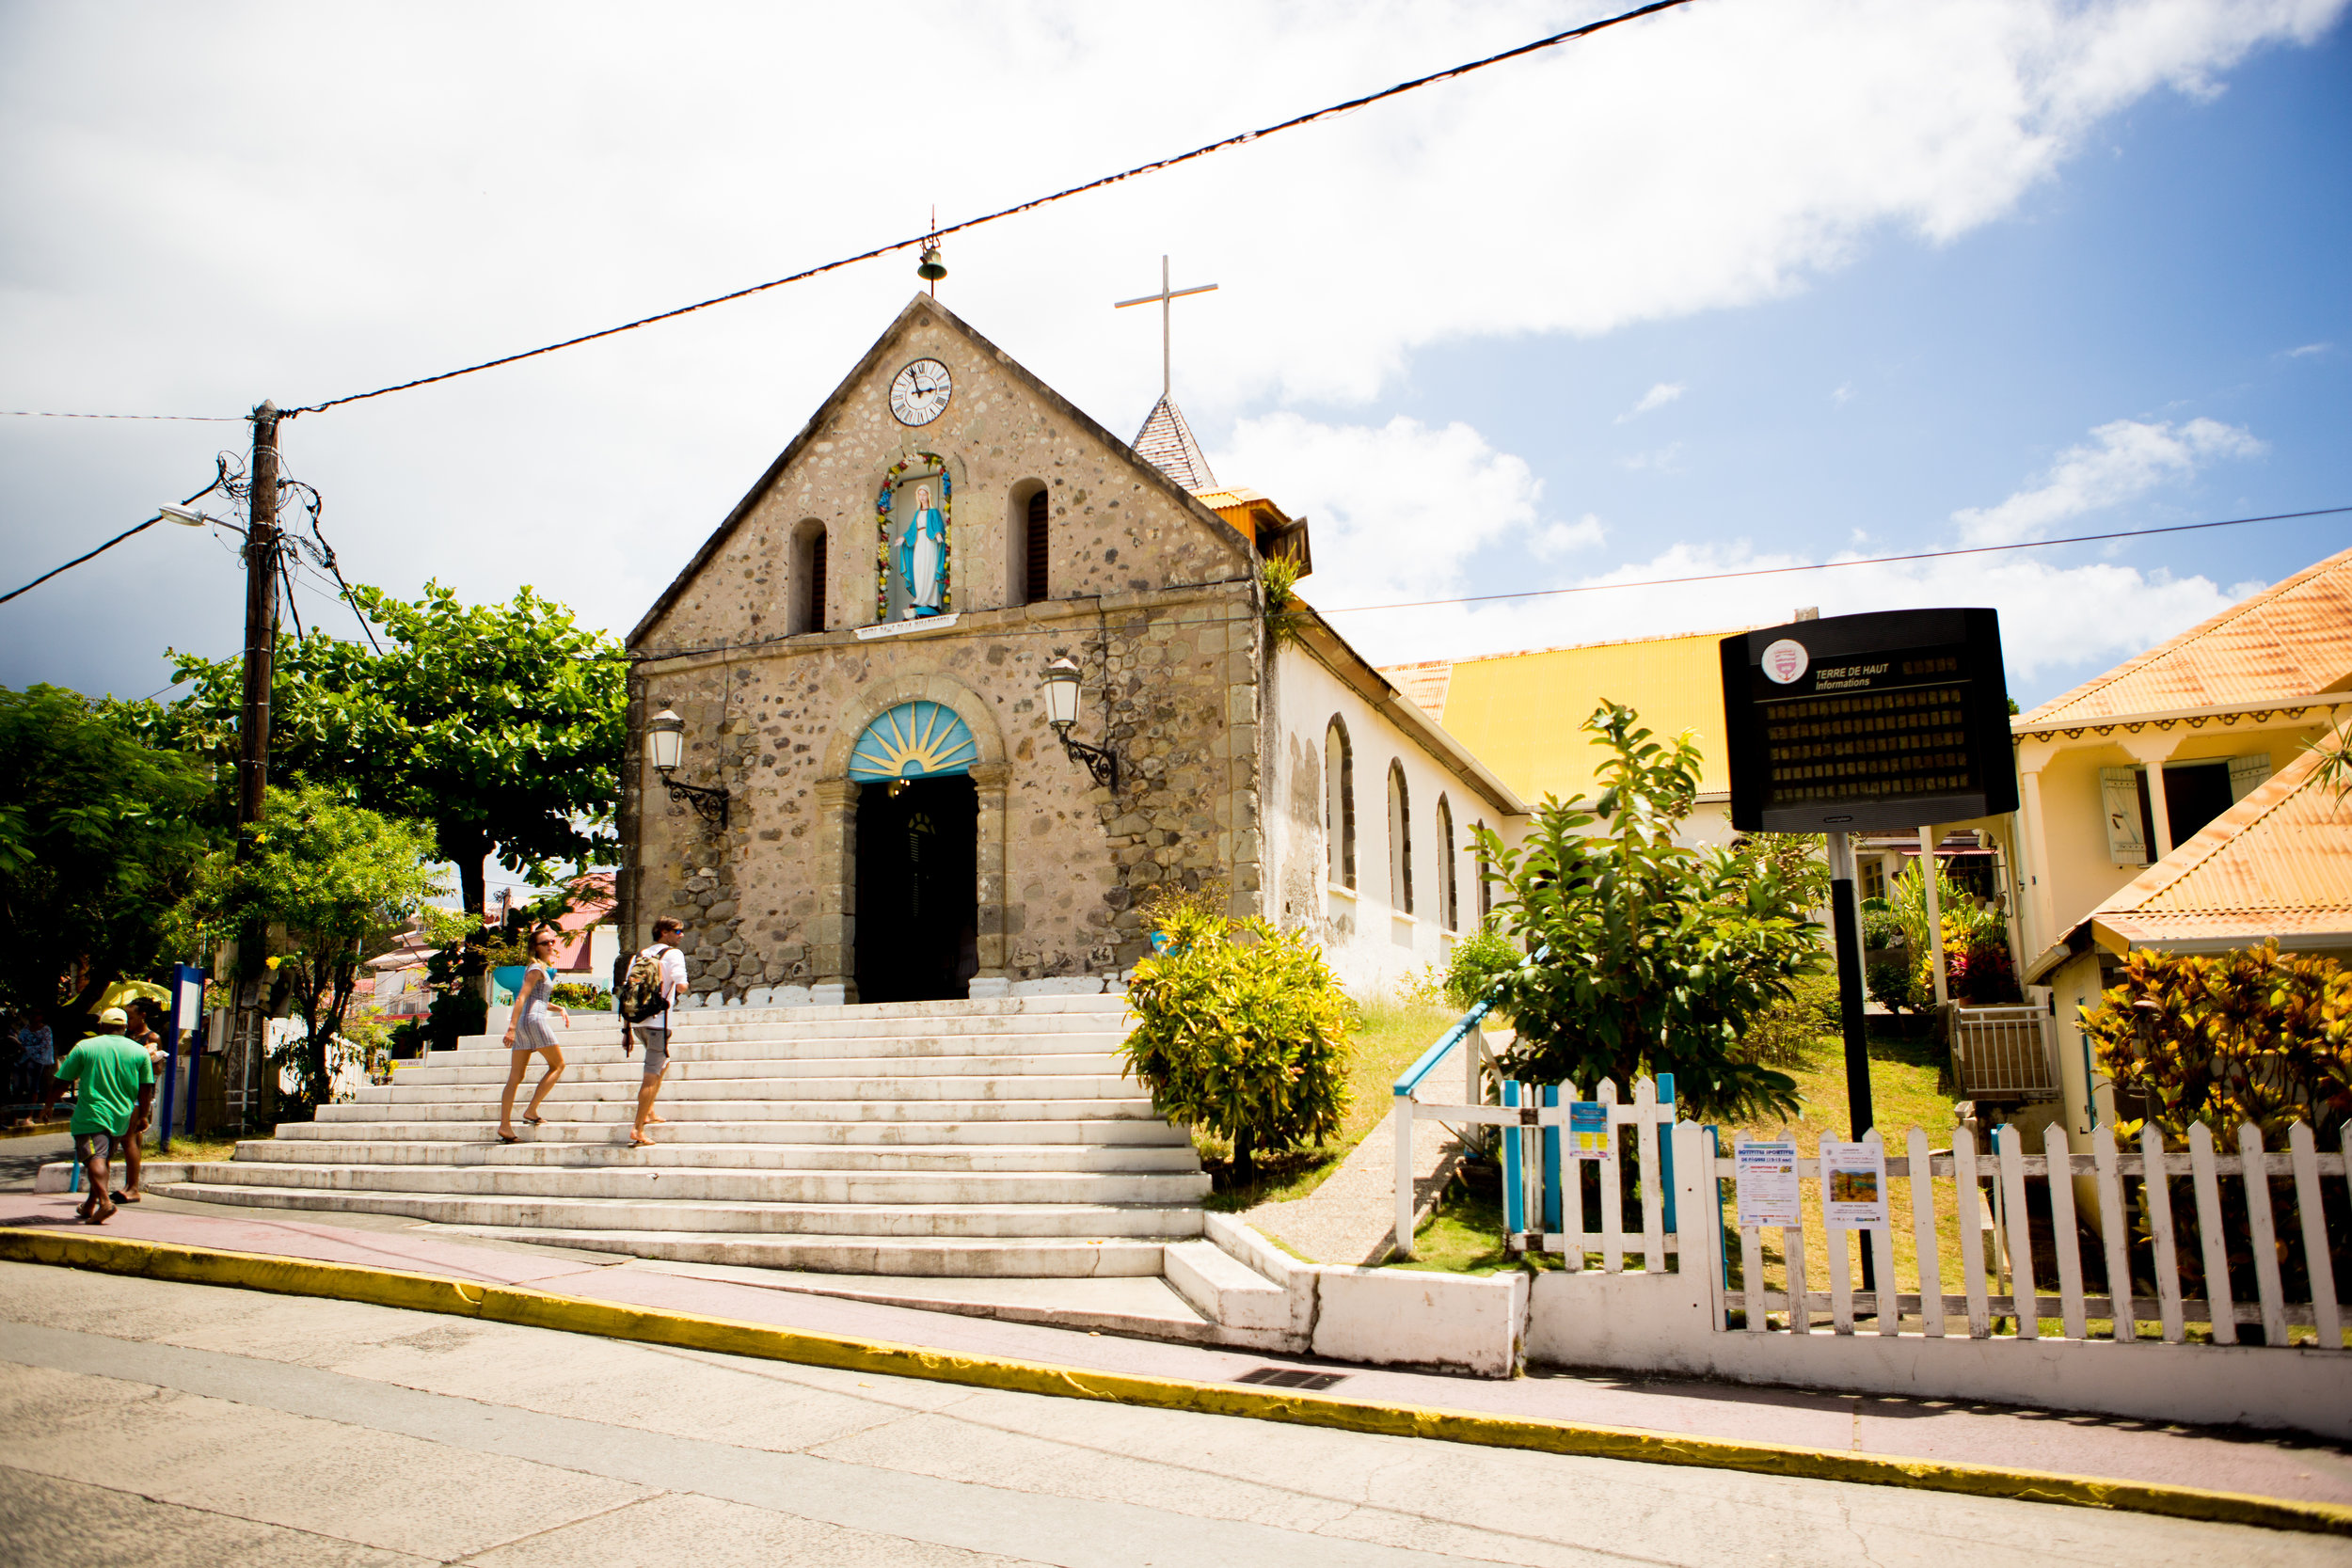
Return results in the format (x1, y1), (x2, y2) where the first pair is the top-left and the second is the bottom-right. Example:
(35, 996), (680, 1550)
(0, 1264), (2338, 1567)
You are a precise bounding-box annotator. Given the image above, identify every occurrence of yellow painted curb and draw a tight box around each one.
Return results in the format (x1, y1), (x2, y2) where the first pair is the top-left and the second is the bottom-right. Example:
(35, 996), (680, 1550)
(4, 1227), (2345, 1538)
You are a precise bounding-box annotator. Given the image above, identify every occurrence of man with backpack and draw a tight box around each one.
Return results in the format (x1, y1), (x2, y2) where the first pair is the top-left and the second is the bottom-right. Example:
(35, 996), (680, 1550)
(613, 917), (687, 1148)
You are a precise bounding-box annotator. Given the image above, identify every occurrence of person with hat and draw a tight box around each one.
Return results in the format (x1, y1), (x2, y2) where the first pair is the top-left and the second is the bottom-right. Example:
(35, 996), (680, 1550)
(55, 1006), (155, 1225)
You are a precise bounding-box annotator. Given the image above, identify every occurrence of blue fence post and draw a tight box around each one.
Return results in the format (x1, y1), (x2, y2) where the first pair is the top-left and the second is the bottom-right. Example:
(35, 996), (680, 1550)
(1656, 1071), (1677, 1234)
(1541, 1084), (1563, 1237)
(1502, 1080), (1523, 1240)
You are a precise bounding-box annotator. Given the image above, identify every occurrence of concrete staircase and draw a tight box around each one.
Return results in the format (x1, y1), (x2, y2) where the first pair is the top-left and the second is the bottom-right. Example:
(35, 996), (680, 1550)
(159, 994), (1226, 1279)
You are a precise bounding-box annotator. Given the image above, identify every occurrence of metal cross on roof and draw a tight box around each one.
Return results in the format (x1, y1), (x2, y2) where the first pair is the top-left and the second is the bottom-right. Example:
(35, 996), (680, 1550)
(1114, 256), (1218, 400)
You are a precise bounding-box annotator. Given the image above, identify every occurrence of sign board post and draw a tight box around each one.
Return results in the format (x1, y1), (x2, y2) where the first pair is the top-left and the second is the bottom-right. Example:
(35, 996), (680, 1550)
(1723, 609), (2016, 1291)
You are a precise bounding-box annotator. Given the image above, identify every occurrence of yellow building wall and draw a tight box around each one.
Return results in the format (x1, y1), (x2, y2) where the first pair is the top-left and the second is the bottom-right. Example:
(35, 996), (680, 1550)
(1437, 632), (1733, 805)
(2029, 721), (2326, 945)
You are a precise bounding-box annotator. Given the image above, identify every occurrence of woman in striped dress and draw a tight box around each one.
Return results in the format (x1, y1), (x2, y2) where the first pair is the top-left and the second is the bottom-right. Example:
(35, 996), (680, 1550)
(497, 928), (571, 1142)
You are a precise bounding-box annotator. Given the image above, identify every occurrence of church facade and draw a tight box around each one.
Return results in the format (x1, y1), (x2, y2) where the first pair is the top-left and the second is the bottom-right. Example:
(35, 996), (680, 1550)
(620, 295), (1525, 1008)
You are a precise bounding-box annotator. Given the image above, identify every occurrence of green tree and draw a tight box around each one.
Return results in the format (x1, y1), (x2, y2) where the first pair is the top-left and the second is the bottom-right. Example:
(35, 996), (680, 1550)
(122, 581), (626, 916)
(180, 784), (444, 1112)
(0, 685), (216, 1024)
(1121, 892), (1353, 1183)
(1470, 702), (1820, 1121)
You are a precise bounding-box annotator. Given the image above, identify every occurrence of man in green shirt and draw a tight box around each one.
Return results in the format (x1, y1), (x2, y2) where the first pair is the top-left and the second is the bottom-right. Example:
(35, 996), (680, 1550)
(56, 1006), (155, 1225)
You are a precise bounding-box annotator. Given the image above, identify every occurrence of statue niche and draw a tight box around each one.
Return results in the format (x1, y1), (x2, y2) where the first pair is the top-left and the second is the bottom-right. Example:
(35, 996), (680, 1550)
(875, 455), (952, 622)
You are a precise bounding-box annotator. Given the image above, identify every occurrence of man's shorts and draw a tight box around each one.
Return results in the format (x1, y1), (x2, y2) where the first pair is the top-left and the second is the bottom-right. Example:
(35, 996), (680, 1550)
(72, 1130), (117, 1163)
(631, 1027), (670, 1075)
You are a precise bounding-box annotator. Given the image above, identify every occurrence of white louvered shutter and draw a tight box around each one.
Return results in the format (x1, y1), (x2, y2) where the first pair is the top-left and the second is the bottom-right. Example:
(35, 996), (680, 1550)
(2099, 767), (2148, 865)
(2227, 752), (2271, 802)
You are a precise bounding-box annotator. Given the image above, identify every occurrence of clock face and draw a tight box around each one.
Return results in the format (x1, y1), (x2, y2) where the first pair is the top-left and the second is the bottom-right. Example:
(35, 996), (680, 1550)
(889, 358), (952, 426)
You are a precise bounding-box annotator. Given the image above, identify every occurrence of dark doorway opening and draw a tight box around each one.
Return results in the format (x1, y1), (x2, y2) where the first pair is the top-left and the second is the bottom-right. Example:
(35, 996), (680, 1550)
(855, 775), (978, 1004)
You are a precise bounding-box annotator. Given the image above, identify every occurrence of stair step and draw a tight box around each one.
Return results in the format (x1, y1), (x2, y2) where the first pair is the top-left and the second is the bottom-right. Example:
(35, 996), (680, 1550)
(155, 1181), (1203, 1238)
(317, 1099), (1161, 1125)
(233, 1139), (1204, 1172)
(354, 1074), (1140, 1105)
(385, 1053), (1128, 1087)
(433, 1228), (1168, 1278)
(267, 1118), (1191, 1146)
(197, 1162), (1210, 1205)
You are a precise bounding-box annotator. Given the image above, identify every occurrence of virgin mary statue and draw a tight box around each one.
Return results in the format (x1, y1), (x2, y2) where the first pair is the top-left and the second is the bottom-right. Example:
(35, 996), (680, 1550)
(897, 483), (946, 617)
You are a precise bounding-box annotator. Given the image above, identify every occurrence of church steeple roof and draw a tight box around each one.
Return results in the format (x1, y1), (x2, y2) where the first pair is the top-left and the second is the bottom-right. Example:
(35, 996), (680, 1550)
(1131, 395), (1217, 493)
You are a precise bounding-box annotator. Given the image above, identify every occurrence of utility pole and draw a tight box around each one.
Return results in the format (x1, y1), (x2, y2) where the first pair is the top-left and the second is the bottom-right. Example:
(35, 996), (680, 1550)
(229, 401), (281, 1127)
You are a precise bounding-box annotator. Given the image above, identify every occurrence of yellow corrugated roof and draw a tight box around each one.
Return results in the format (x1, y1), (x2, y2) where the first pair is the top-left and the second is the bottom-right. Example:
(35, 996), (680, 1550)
(2090, 738), (2352, 947)
(1380, 628), (1747, 802)
(2021, 546), (2352, 727)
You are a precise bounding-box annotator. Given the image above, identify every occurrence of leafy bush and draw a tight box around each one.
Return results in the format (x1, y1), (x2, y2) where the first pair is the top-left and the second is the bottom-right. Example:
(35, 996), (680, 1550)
(1866, 957), (1922, 1014)
(1859, 900), (1905, 951)
(548, 982), (612, 1010)
(1122, 895), (1353, 1182)
(1941, 930), (2019, 1005)
(1736, 970), (1840, 1067)
(2084, 942), (2352, 1145)
(1470, 702), (1820, 1121)
(1440, 921), (1520, 1011)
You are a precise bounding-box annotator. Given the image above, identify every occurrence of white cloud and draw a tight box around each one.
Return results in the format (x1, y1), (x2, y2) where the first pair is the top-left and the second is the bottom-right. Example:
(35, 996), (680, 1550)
(2285, 341), (2333, 357)
(1618, 444), (1685, 473)
(1534, 514), (1608, 561)
(1215, 413), (1547, 605)
(1833, 383), (1855, 405)
(1618, 382), (1686, 421)
(1950, 417), (2265, 545)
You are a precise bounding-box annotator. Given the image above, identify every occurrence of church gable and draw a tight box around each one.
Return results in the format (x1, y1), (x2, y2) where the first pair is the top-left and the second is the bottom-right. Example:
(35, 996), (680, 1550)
(629, 295), (1254, 655)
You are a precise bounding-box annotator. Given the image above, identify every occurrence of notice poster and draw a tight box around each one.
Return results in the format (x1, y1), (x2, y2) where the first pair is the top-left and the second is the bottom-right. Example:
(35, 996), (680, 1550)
(1820, 1140), (1890, 1229)
(1735, 1141), (1801, 1227)
(1566, 1101), (1611, 1159)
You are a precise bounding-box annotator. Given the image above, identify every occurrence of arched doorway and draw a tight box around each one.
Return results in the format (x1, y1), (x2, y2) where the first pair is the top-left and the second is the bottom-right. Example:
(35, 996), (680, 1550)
(849, 701), (979, 1004)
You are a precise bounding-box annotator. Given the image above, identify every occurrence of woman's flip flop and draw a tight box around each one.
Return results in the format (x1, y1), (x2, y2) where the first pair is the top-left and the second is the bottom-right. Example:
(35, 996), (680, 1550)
(498, 1132), (520, 1144)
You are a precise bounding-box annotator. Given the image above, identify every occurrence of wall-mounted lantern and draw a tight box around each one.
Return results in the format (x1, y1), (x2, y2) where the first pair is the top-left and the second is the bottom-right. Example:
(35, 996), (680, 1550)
(1041, 657), (1118, 792)
(644, 707), (729, 828)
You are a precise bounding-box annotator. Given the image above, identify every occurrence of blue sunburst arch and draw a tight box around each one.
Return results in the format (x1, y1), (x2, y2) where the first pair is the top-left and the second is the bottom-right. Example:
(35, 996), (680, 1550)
(847, 701), (979, 782)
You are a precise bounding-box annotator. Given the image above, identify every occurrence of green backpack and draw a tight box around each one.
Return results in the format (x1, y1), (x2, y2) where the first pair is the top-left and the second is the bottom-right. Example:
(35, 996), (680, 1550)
(616, 946), (671, 1024)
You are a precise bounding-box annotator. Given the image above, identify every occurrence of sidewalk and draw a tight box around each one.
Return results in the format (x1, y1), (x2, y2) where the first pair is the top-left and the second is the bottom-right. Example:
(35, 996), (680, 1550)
(3, 1186), (2345, 1509)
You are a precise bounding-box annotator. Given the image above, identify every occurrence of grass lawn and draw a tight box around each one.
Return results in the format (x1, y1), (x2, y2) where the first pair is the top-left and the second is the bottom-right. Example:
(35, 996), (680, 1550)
(151, 1134), (242, 1163)
(1196, 996), (1462, 1211)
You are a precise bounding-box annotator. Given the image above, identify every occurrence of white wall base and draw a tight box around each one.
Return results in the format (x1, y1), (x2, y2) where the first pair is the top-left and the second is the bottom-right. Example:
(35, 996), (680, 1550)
(1009, 976), (1104, 996)
(1524, 1265), (2352, 1441)
(964, 976), (1011, 1000)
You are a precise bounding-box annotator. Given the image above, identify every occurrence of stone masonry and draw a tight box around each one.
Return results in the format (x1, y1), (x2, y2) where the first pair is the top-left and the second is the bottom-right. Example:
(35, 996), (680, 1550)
(621, 296), (1266, 1003)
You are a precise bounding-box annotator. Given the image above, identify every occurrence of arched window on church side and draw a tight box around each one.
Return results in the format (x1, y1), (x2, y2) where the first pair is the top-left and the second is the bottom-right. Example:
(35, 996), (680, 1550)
(1388, 761), (1413, 914)
(789, 519), (828, 635)
(1024, 487), (1050, 604)
(1474, 816), (1492, 922)
(1325, 718), (1355, 891)
(1436, 794), (1456, 932)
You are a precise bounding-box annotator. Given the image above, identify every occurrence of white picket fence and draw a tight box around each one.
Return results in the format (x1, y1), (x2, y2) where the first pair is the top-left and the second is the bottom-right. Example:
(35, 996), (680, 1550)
(1722, 1118), (2350, 1347)
(1402, 1057), (2351, 1349)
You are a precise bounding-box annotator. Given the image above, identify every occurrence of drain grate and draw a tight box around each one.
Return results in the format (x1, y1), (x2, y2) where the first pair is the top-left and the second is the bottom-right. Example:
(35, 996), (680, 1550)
(1233, 1365), (1349, 1392)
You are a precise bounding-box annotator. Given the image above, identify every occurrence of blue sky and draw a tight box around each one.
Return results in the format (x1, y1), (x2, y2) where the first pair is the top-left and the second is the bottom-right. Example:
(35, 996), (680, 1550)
(2, 0), (2347, 717)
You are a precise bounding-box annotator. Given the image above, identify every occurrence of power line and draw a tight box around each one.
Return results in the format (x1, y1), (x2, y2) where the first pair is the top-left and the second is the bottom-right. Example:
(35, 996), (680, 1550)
(284, 0), (1698, 418)
(0, 409), (240, 422)
(1312, 505), (2352, 614)
(0, 478), (227, 607)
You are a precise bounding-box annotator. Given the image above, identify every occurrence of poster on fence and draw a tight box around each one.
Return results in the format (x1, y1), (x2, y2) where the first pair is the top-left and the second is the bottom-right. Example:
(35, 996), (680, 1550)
(1820, 1140), (1890, 1228)
(1566, 1101), (1611, 1159)
(1735, 1141), (1801, 1227)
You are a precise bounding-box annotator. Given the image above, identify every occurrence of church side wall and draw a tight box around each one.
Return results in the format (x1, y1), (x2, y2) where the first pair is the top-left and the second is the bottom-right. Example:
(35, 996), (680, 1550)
(628, 581), (1258, 1004)
(1265, 642), (1523, 1000)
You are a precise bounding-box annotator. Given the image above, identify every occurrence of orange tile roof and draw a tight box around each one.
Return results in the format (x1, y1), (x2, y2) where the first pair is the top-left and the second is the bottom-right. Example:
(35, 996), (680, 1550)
(2021, 546), (2352, 727)
(1384, 659), (1453, 722)
(2090, 737), (2352, 948)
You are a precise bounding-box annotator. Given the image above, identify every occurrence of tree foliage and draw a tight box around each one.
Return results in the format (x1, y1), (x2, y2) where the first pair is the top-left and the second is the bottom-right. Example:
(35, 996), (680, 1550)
(121, 580), (627, 915)
(0, 685), (217, 1023)
(1470, 702), (1821, 1121)
(2085, 942), (2352, 1145)
(181, 784), (444, 1113)
(1121, 893), (1353, 1182)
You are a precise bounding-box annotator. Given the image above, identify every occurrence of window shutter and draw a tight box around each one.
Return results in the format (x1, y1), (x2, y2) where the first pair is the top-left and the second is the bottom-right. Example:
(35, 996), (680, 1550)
(2227, 752), (2271, 802)
(2100, 767), (2148, 865)
(1024, 490), (1049, 604)
(808, 531), (827, 630)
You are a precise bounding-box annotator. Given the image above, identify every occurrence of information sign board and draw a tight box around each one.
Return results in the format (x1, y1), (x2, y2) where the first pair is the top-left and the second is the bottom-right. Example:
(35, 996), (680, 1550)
(1720, 608), (2017, 832)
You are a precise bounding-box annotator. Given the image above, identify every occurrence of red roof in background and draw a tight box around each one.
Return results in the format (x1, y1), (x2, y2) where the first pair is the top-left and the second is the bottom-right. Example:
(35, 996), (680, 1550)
(553, 873), (614, 972)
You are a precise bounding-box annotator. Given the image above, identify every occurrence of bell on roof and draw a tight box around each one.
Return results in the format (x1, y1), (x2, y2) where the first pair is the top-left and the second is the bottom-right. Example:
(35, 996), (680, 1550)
(916, 245), (946, 282)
